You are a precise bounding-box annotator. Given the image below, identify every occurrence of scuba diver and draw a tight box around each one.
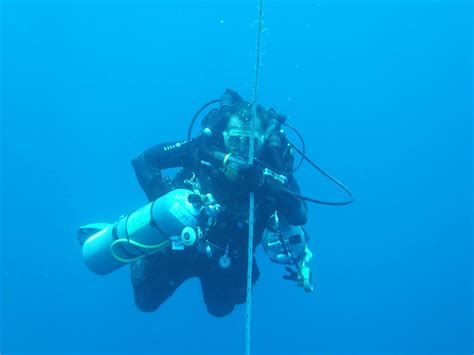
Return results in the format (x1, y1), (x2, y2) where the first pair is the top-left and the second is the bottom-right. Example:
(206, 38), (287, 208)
(77, 88), (352, 317)
(129, 89), (312, 317)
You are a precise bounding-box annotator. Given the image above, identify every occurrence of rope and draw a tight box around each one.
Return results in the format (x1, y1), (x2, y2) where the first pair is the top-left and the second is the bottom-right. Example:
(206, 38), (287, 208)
(246, 1), (265, 355)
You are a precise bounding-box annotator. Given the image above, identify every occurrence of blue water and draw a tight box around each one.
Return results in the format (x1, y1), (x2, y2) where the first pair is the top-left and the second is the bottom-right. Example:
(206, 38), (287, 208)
(1, 1), (472, 354)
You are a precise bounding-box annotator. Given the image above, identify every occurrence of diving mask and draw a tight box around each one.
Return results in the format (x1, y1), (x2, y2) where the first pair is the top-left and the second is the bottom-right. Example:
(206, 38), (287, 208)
(222, 129), (265, 157)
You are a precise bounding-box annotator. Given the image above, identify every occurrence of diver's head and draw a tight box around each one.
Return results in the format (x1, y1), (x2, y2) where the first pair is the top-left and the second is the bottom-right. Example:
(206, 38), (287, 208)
(222, 100), (268, 158)
(199, 89), (282, 157)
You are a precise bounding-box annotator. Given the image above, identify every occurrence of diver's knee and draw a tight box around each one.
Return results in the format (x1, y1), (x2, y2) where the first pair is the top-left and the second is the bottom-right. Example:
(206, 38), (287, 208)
(134, 294), (160, 313)
(206, 303), (235, 318)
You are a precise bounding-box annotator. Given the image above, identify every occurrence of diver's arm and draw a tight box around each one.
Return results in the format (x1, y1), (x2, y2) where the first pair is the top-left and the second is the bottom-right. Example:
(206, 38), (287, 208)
(131, 139), (196, 201)
(273, 175), (308, 226)
(262, 133), (307, 226)
(275, 186), (313, 292)
(261, 206), (313, 293)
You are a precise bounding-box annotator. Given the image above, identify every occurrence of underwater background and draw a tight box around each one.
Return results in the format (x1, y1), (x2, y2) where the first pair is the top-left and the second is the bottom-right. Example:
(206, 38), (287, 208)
(1, 0), (472, 354)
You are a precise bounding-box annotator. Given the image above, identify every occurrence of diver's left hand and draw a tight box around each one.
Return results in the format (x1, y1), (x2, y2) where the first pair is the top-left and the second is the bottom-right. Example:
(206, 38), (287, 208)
(283, 266), (314, 293)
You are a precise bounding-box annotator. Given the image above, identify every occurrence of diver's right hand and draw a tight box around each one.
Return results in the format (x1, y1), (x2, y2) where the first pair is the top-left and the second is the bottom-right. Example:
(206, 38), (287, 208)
(237, 163), (264, 192)
(261, 173), (286, 196)
(221, 155), (264, 192)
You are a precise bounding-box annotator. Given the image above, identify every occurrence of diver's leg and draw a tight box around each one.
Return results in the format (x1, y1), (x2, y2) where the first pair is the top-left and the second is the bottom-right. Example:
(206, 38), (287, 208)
(130, 250), (197, 312)
(199, 257), (260, 317)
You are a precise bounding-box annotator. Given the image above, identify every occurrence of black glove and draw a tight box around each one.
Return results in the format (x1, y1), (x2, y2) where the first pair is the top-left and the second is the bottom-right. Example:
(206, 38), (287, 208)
(262, 174), (286, 196)
(283, 266), (299, 282)
(237, 164), (264, 192)
(283, 266), (313, 293)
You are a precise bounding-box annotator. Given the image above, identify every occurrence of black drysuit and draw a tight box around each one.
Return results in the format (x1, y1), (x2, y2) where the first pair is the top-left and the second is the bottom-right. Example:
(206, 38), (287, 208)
(130, 138), (307, 317)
